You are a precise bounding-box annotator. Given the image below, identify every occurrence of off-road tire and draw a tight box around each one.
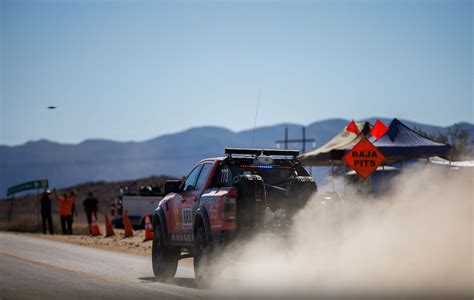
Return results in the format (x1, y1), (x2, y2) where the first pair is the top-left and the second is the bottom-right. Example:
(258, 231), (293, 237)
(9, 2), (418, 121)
(151, 226), (179, 280)
(193, 226), (211, 285)
(288, 176), (317, 212)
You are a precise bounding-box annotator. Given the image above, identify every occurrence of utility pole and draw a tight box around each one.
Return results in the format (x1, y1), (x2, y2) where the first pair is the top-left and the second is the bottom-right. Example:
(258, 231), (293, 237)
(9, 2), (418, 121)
(275, 126), (316, 153)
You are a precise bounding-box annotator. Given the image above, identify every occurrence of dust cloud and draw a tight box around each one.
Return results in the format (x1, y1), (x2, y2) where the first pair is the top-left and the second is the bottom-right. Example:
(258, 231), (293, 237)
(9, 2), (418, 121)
(209, 166), (473, 298)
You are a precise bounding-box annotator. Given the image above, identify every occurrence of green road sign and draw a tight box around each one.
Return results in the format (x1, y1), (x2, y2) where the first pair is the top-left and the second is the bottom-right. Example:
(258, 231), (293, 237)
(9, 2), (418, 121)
(7, 180), (49, 196)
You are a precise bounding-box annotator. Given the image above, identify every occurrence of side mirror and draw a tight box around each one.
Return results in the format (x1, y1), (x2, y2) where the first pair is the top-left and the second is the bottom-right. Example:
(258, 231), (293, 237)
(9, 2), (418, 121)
(164, 180), (182, 194)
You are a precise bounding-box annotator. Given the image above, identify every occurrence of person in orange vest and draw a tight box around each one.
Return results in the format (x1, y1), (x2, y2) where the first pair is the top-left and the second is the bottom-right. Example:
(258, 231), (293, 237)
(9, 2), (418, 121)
(53, 189), (76, 235)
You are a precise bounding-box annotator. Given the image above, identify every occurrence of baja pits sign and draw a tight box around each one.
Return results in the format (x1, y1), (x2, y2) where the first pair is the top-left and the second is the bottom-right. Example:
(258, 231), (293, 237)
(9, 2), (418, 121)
(343, 138), (384, 179)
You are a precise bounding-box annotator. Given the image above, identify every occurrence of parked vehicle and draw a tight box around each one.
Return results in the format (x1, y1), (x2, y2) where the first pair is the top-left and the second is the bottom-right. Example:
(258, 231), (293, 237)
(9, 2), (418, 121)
(111, 186), (164, 229)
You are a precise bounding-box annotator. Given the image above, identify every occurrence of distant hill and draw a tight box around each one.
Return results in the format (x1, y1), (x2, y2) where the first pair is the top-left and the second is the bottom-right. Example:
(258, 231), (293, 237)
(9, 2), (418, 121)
(1, 118), (472, 197)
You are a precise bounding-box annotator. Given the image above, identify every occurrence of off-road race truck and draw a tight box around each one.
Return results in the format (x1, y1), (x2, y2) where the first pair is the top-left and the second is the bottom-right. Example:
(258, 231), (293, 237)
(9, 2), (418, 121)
(151, 148), (342, 282)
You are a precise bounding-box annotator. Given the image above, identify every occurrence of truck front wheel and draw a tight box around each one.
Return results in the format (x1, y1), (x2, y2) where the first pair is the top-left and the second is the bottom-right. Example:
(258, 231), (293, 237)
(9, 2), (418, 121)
(193, 226), (211, 284)
(152, 227), (178, 280)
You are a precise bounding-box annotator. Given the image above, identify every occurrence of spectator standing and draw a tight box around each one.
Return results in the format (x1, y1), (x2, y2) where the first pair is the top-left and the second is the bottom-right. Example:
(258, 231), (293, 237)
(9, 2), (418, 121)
(83, 192), (99, 234)
(70, 190), (79, 223)
(53, 189), (75, 235)
(40, 189), (54, 234)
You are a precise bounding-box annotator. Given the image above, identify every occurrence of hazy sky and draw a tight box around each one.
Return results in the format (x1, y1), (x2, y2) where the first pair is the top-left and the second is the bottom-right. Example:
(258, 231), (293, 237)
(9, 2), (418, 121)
(1, 0), (472, 146)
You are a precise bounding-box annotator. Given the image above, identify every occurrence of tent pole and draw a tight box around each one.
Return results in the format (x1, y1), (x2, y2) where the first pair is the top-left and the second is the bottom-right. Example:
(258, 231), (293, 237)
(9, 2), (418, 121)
(369, 174), (373, 194)
(331, 162), (335, 191)
(448, 152), (453, 177)
(382, 165), (385, 191)
(343, 171), (346, 196)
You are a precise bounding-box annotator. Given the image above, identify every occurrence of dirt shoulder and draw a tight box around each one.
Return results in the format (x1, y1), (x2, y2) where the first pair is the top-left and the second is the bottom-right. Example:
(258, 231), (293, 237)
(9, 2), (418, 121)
(19, 229), (153, 256)
(8, 229), (193, 267)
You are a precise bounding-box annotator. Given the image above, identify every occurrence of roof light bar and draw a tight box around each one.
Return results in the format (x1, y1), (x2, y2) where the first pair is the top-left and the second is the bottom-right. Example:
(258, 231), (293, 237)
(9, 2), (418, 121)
(240, 165), (273, 169)
(239, 165), (292, 169)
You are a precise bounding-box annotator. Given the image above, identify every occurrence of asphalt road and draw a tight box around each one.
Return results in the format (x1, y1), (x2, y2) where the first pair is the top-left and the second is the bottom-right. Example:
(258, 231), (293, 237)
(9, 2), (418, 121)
(0, 232), (210, 299)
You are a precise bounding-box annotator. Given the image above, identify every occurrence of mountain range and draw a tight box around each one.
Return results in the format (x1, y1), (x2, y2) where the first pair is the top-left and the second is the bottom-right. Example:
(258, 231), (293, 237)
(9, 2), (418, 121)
(1, 118), (472, 198)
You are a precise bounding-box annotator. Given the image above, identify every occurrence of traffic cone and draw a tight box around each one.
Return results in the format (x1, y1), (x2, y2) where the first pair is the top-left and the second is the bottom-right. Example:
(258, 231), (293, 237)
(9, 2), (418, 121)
(143, 213), (154, 241)
(104, 213), (115, 237)
(123, 210), (133, 238)
(90, 212), (101, 236)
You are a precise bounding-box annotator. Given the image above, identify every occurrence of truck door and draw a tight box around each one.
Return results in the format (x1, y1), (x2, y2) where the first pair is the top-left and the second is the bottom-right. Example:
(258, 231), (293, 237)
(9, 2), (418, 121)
(172, 164), (203, 239)
(188, 162), (214, 232)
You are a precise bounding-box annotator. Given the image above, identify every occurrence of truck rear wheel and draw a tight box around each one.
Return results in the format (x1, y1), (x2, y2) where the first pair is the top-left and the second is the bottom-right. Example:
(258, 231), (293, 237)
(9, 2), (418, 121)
(152, 227), (178, 280)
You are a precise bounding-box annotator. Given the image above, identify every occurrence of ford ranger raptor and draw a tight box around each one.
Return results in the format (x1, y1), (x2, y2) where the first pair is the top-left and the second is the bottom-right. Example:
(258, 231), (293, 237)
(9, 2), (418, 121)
(151, 148), (342, 282)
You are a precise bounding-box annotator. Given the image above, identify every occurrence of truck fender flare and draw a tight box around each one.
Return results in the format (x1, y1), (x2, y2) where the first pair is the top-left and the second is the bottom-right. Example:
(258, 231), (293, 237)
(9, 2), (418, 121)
(194, 207), (212, 245)
(153, 207), (170, 247)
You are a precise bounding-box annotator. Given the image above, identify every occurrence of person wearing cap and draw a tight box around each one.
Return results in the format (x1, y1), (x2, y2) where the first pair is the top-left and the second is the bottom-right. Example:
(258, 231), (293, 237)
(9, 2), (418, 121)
(41, 189), (54, 234)
(53, 189), (76, 235)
